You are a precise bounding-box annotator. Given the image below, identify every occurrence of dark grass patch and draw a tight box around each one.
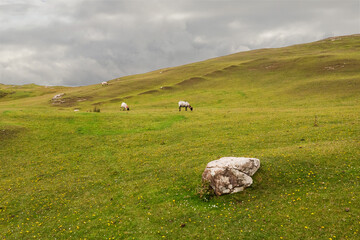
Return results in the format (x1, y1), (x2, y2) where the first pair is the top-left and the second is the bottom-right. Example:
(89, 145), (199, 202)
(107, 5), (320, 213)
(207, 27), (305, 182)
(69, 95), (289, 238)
(319, 59), (360, 72)
(240, 58), (276, 71)
(262, 63), (281, 70)
(52, 96), (92, 107)
(248, 61), (282, 71)
(0, 125), (26, 142)
(159, 86), (173, 91)
(204, 70), (224, 77)
(0, 90), (11, 98)
(176, 77), (206, 86)
(222, 65), (240, 71)
(91, 102), (103, 106)
(109, 97), (123, 103)
(0, 91), (33, 100)
(108, 95), (133, 103)
(317, 55), (333, 59)
(242, 58), (269, 65)
(138, 89), (159, 95)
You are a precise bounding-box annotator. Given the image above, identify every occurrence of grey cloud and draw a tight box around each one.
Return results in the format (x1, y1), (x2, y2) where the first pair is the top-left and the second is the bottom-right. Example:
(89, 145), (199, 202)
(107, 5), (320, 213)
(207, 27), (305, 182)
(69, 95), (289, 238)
(0, 0), (359, 86)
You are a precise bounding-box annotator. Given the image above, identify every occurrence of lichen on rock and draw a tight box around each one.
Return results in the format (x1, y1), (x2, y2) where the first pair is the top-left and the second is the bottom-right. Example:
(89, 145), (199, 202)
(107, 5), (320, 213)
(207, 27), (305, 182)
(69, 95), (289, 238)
(202, 157), (260, 196)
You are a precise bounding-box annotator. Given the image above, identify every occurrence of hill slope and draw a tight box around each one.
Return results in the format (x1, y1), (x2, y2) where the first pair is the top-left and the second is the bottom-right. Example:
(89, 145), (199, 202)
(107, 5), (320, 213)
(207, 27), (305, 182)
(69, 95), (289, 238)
(1, 34), (359, 110)
(0, 35), (359, 239)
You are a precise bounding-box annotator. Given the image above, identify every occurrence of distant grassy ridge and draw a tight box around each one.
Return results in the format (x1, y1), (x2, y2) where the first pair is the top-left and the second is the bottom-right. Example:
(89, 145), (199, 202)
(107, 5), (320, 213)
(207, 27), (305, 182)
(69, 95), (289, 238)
(1, 34), (359, 109)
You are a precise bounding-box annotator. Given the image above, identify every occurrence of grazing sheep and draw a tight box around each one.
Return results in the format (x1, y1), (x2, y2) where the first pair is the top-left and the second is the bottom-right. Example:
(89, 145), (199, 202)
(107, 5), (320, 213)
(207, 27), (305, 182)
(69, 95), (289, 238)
(178, 101), (193, 111)
(101, 81), (108, 86)
(121, 102), (130, 111)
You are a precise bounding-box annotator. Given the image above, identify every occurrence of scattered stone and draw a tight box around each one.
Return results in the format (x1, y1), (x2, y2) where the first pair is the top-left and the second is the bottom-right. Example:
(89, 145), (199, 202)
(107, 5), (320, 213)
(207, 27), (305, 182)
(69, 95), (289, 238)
(52, 93), (64, 100)
(202, 157), (260, 196)
(324, 66), (335, 70)
(324, 64), (345, 71)
(51, 93), (65, 104)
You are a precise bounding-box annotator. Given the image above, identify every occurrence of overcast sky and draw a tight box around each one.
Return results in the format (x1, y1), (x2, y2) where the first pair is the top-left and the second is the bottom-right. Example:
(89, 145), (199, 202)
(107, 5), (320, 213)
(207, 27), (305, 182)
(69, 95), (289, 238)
(0, 0), (359, 86)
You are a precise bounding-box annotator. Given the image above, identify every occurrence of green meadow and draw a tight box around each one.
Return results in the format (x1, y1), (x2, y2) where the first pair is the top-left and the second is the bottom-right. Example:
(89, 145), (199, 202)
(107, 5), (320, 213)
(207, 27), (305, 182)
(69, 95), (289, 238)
(1, 35), (359, 239)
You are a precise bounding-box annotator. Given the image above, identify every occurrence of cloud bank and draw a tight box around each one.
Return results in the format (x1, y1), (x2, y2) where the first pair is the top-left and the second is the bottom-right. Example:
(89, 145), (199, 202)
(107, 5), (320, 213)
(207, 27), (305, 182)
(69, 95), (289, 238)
(0, 0), (359, 86)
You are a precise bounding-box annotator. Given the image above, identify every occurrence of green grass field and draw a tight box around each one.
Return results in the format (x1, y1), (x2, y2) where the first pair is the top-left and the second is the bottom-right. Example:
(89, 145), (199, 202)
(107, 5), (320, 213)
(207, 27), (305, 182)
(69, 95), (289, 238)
(1, 35), (359, 239)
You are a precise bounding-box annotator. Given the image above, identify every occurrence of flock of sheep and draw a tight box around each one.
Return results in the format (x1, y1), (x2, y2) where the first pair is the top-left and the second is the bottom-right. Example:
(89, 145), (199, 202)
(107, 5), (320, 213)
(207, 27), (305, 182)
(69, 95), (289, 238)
(102, 81), (193, 112)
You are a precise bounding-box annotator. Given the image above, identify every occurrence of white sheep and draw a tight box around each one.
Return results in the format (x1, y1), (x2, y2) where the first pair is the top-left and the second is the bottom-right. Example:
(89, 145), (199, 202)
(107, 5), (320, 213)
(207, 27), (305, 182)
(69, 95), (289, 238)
(121, 102), (130, 111)
(101, 81), (108, 86)
(178, 101), (193, 111)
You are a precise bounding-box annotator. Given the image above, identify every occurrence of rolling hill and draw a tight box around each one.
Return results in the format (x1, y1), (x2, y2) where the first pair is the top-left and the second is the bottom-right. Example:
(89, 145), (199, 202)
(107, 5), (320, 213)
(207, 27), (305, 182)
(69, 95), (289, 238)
(1, 34), (360, 110)
(0, 35), (359, 239)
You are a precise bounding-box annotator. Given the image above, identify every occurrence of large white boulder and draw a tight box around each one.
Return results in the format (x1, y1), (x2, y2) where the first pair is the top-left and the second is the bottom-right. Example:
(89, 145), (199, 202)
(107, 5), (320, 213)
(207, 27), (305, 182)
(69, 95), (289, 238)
(202, 157), (260, 196)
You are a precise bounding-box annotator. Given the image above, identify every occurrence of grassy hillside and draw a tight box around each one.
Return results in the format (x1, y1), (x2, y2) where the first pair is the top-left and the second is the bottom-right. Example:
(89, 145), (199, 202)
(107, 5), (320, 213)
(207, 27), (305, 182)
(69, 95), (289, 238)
(1, 34), (359, 239)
